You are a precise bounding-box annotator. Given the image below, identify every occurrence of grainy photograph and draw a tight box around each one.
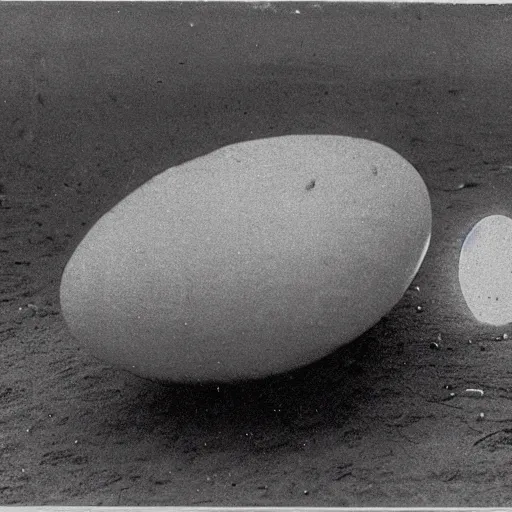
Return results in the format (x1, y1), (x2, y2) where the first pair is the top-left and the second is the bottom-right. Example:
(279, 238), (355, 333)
(1, 1), (512, 506)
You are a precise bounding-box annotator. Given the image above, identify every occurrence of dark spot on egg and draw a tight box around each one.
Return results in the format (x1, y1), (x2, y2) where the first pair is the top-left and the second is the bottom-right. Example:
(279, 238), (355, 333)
(306, 179), (316, 191)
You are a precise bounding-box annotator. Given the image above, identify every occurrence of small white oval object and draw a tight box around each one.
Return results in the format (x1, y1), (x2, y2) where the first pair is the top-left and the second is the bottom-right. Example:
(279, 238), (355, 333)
(459, 214), (512, 325)
(60, 135), (431, 383)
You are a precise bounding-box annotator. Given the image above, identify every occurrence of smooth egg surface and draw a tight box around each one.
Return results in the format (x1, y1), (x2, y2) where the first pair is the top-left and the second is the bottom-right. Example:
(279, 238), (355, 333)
(459, 214), (512, 325)
(60, 135), (431, 383)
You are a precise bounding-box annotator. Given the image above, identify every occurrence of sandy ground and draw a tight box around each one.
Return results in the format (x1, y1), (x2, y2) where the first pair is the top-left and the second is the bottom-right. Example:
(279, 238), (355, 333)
(2, 2), (512, 506)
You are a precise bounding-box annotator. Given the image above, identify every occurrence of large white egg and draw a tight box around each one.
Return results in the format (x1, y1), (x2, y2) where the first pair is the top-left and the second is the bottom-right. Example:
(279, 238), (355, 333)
(60, 135), (431, 383)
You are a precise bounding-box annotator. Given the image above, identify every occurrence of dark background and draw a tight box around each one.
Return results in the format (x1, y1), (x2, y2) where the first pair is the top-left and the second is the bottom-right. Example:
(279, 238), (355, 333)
(2, 2), (512, 505)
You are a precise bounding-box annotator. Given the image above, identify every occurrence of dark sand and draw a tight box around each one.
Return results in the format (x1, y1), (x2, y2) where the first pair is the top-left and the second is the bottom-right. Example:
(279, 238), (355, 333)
(2, 2), (512, 506)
